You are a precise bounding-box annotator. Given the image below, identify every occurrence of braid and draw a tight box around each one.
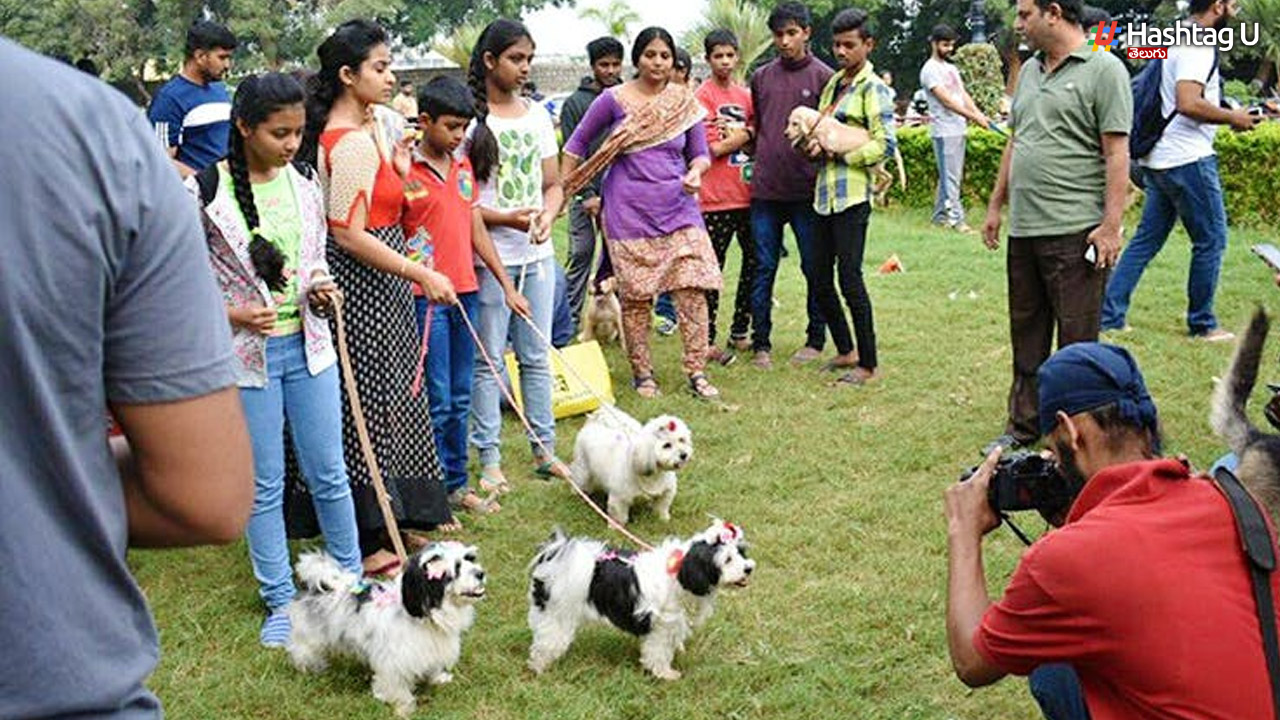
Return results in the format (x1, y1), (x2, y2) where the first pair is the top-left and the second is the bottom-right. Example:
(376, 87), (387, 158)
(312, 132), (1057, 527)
(228, 130), (287, 292)
(467, 34), (500, 183)
(298, 71), (333, 168)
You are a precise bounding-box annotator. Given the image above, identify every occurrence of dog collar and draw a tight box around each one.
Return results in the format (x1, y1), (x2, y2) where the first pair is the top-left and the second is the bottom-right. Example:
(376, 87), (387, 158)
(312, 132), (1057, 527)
(666, 549), (684, 576)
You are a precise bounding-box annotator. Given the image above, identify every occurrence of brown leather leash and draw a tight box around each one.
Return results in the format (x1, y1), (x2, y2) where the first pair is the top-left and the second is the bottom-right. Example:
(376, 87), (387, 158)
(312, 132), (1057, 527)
(331, 294), (407, 564)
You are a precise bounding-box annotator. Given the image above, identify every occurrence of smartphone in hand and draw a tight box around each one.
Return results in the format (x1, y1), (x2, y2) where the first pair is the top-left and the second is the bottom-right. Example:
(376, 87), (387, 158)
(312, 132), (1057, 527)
(1251, 244), (1280, 272)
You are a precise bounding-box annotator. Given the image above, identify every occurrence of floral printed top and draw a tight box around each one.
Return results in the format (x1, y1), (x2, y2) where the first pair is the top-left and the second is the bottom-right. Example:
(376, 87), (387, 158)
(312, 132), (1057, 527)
(188, 163), (336, 388)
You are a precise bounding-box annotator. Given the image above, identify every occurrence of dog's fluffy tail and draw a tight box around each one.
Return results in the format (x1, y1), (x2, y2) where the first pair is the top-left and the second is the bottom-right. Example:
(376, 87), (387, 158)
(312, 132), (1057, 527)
(529, 527), (570, 573)
(295, 551), (358, 593)
(1210, 308), (1268, 454)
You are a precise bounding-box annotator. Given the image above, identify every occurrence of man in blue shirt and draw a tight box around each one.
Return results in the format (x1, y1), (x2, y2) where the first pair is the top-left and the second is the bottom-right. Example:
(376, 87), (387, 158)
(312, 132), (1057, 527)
(147, 20), (237, 177)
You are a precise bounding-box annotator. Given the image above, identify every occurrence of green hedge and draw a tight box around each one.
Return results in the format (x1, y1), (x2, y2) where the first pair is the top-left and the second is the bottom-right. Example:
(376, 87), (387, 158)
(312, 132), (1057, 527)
(888, 122), (1280, 226)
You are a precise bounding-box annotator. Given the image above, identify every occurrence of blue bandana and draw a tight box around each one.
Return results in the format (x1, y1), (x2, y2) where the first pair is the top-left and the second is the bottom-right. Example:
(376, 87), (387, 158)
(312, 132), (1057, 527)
(1037, 343), (1159, 442)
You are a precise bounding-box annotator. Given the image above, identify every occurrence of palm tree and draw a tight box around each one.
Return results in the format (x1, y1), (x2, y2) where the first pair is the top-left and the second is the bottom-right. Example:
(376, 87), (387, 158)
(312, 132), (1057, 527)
(578, 0), (642, 42)
(680, 0), (771, 82)
(433, 20), (485, 70)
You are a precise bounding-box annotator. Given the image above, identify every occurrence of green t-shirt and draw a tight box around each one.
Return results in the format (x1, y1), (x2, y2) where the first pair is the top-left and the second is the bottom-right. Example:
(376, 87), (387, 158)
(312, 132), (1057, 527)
(223, 168), (302, 335)
(1008, 43), (1132, 237)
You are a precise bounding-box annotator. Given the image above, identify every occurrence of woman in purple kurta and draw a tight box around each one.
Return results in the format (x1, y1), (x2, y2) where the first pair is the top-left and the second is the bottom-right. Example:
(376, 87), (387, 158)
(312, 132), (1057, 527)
(562, 27), (724, 399)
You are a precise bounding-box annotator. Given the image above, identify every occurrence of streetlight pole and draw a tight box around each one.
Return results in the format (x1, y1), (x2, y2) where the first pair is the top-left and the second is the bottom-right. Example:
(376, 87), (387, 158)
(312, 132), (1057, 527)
(969, 0), (988, 43)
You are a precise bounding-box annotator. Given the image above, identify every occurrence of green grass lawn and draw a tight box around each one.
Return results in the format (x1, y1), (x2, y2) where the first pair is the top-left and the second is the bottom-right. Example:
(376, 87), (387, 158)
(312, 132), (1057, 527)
(131, 206), (1280, 719)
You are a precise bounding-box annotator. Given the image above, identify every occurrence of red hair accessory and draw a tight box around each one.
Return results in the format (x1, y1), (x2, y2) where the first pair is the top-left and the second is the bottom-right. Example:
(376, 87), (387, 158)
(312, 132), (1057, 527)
(666, 549), (684, 575)
(667, 420), (676, 432)
(718, 522), (740, 545)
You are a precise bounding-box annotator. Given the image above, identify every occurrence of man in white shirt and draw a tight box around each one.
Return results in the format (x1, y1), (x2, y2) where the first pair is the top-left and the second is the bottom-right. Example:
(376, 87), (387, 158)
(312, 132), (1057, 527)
(1101, 0), (1260, 342)
(919, 24), (990, 233)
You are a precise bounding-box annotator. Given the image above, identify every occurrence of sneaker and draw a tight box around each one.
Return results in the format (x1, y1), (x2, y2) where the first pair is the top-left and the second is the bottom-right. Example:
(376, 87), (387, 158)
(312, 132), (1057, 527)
(729, 334), (752, 352)
(655, 315), (678, 336)
(751, 350), (773, 369)
(707, 346), (736, 367)
(1194, 328), (1236, 343)
(260, 609), (292, 648)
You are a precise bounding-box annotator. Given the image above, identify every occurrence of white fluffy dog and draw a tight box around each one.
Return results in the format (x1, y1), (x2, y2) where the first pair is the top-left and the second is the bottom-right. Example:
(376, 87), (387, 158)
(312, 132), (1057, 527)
(527, 520), (755, 680)
(784, 105), (871, 155)
(287, 543), (486, 717)
(570, 409), (692, 524)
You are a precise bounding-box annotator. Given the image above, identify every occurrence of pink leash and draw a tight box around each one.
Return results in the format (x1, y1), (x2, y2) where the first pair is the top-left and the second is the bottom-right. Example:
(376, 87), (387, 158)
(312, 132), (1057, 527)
(455, 300), (654, 552)
(411, 303), (434, 397)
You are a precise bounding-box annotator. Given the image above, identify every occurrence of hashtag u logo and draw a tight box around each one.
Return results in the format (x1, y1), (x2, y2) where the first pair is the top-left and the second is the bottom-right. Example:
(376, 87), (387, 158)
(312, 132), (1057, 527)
(1090, 21), (1119, 51)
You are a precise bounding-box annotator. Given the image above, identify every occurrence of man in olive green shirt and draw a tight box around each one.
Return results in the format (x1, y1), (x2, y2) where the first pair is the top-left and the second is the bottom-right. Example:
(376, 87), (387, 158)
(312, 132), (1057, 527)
(981, 0), (1132, 447)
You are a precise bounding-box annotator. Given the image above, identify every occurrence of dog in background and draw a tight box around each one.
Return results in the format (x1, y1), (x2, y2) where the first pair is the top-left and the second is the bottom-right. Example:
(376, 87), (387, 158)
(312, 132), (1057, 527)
(1210, 308), (1280, 517)
(579, 276), (624, 351)
(526, 520), (755, 680)
(288, 543), (486, 717)
(570, 409), (692, 524)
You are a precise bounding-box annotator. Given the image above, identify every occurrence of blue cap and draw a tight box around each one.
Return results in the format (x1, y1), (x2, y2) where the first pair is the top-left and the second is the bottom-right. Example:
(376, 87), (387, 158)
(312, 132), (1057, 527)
(1037, 343), (1159, 442)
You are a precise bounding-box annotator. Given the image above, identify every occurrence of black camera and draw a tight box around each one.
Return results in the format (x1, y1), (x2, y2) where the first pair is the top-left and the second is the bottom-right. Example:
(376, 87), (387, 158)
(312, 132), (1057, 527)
(960, 450), (1074, 517)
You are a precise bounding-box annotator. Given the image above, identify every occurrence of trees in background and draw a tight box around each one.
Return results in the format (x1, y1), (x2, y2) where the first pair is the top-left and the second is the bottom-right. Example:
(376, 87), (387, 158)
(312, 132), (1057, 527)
(0, 0), (562, 101)
(577, 0), (641, 43)
(682, 0), (773, 81)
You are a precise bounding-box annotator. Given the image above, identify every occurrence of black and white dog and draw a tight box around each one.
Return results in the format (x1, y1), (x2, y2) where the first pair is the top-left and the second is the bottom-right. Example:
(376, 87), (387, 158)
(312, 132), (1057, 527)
(526, 520), (755, 680)
(288, 543), (486, 717)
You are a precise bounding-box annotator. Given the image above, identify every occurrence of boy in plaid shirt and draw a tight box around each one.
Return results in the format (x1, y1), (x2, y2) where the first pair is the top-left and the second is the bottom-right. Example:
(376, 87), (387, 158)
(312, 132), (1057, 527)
(806, 7), (895, 386)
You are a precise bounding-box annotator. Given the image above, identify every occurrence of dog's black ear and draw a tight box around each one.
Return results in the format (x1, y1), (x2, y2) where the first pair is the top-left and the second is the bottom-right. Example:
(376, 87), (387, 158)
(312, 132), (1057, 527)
(676, 540), (721, 597)
(402, 553), (448, 618)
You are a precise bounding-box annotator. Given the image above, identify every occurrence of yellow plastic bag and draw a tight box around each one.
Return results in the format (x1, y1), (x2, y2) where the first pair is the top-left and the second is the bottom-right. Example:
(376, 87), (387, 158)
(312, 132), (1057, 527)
(504, 340), (614, 419)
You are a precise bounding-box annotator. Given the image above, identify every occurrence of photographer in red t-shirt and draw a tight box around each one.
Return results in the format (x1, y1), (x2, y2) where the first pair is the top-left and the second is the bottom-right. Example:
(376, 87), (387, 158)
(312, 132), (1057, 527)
(945, 341), (1280, 720)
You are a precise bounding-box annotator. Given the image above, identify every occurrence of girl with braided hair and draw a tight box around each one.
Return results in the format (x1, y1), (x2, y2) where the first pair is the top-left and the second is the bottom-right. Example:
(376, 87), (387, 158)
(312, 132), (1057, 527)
(298, 19), (460, 574)
(466, 19), (569, 490)
(191, 72), (360, 648)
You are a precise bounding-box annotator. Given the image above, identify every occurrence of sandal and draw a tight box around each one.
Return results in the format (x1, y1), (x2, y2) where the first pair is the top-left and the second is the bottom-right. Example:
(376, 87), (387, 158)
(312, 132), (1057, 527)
(831, 368), (879, 387)
(449, 488), (500, 514)
(478, 466), (511, 496)
(362, 549), (402, 578)
(533, 456), (571, 481)
(633, 375), (661, 398)
(688, 372), (721, 399)
(821, 353), (859, 372)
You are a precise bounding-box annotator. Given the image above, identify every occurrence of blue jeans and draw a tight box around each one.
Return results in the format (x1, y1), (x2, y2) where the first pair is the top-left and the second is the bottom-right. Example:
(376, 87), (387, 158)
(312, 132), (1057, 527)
(932, 134), (967, 226)
(416, 292), (479, 495)
(655, 292), (677, 323)
(1101, 155), (1227, 335)
(240, 333), (361, 610)
(1029, 664), (1090, 720)
(750, 198), (825, 352)
(552, 263), (575, 348)
(471, 256), (557, 467)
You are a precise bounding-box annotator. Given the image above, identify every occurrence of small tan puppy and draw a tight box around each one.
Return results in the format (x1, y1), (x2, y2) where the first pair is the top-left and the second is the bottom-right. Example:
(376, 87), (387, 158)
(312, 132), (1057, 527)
(578, 277), (625, 351)
(785, 105), (871, 156)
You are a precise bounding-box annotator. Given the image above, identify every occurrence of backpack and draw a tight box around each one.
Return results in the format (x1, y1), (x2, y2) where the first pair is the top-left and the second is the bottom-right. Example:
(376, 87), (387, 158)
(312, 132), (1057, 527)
(1129, 51), (1219, 161)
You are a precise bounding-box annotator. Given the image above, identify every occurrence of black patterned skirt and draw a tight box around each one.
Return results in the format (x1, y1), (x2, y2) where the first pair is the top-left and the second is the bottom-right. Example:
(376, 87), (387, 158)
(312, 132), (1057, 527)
(285, 224), (451, 541)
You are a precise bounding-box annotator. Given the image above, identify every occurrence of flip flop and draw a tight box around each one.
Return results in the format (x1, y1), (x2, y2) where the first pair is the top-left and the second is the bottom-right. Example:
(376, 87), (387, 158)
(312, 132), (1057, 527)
(478, 467), (511, 496)
(362, 557), (402, 578)
(450, 488), (501, 514)
(533, 457), (570, 481)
